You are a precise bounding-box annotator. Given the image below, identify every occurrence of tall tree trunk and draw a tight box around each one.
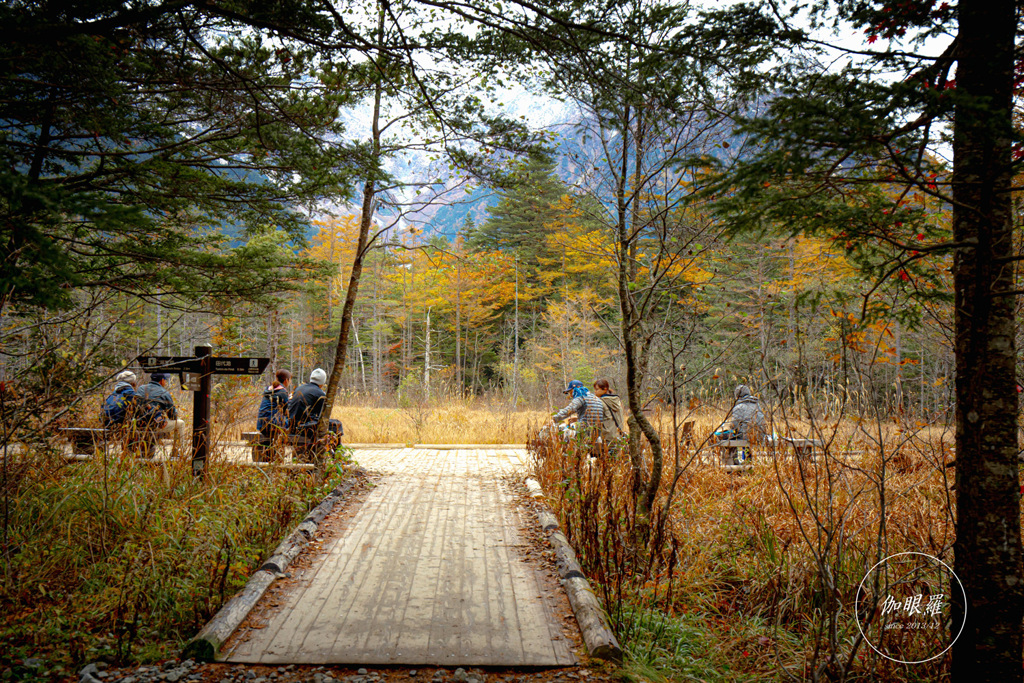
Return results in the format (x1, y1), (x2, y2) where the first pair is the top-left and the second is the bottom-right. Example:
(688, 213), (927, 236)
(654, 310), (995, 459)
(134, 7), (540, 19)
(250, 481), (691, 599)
(156, 302), (163, 353)
(613, 97), (662, 513)
(512, 256), (519, 407)
(402, 266), (409, 375)
(372, 260), (381, 395)
(318, 9), (384, 434)
(268, 306), (279, 372)
(353, 320), (367, 393)
(424, 306), (431, 400)
(617, 99), (645, 500)
(634, 105), (663, 513)
(455, 257), (462, 393)
(951, 0), (1022, 678)
(473, 330), (480, 393)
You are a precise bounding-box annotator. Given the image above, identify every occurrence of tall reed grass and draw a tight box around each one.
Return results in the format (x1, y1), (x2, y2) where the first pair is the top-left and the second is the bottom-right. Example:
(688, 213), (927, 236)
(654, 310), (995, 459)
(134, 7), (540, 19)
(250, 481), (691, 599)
(531, 410), (957, 681)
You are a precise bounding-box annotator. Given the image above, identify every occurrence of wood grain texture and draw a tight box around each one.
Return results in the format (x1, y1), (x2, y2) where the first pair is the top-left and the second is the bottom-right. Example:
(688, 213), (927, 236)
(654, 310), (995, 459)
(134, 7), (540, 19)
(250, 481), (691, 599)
(524, 477), (623, 663)
(224, 448), (575, 666)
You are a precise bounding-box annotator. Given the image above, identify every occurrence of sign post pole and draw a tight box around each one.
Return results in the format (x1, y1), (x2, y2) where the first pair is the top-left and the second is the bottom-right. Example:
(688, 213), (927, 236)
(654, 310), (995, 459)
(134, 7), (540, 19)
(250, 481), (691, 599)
(136, 349), (269, 475)
(191, 344), (213, 478)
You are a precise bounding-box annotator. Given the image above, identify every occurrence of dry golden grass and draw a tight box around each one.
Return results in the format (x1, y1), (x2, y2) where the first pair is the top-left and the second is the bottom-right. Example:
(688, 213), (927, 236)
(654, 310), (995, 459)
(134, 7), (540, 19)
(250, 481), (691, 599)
(329, 405), (550, 444)
(214, 387), (550, 444)
(532, 407), (958, 680)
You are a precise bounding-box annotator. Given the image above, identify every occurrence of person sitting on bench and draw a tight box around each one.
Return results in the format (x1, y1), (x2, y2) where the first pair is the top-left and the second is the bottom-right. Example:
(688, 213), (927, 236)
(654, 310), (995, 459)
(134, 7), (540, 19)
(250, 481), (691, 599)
(288, 368), (327, 437)
(257, 369), (291, 438)
(135, 372), (189, 456)
(727, 384), (765, 441)
(287, 368), (342, 455)
(101, 370), (138, 428)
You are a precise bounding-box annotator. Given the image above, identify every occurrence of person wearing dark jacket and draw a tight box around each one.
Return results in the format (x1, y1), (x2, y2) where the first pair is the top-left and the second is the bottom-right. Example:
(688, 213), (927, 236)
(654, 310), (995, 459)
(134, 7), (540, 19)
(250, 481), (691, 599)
(287, 368), (344, 462)
(287, 368), (327, 433)
(134, 372), (188, 455)
(257, 369), (291, 435)
(101, 370), (137, 428)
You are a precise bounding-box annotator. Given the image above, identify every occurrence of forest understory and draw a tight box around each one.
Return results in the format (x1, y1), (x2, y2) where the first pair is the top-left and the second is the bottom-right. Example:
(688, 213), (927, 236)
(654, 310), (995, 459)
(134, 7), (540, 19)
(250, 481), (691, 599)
(1, 384), (967, 682)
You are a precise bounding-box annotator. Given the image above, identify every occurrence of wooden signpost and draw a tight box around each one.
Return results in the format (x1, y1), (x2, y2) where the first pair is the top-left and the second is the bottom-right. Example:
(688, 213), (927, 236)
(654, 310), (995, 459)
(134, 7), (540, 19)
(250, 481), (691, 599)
(137, 345), (270, 477)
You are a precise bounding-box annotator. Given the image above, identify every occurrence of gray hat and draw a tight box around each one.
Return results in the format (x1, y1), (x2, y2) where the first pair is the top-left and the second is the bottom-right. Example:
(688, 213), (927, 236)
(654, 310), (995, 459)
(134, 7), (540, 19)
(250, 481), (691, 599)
(115, 370), (137, 385)
(310, 368), (327, 386)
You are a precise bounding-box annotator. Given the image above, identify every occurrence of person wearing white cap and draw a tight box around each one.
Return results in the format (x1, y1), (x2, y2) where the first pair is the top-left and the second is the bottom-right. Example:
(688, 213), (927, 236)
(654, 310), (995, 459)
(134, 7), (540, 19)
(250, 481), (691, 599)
(286, 369), (344, 465)
(287, 368), (328, 436)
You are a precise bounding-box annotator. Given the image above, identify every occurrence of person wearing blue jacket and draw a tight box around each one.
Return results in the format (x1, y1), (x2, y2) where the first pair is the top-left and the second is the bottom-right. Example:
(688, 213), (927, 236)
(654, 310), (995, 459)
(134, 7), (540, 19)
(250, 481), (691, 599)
(134, 372), (188, 456)
(100, 370), (137, 428)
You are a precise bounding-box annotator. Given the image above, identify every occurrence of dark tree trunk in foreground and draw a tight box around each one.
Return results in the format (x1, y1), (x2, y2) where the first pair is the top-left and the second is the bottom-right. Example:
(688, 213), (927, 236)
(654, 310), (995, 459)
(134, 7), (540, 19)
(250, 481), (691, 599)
(951, 0), (1023, 678)
(614, 101), (663, 514)
(319, 54), (383, 437)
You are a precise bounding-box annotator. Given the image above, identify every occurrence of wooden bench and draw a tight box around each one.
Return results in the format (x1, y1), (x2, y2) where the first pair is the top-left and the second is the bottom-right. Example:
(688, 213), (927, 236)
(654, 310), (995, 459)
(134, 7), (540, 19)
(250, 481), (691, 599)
(243, 420), (343, 463)
(60, 426), (171, 459)
(61, 427), (112, 453)
(242, 430), (317, 463)
(781, 437), (823, 460)
(717, 439), (750, 466)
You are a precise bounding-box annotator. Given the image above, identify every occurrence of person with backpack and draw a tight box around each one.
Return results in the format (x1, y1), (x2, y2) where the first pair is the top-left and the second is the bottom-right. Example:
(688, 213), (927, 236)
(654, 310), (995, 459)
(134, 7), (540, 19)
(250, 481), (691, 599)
(593, 379), (626, 453)
(288, 368), (327, 436)
(135, 372), (188, 456)
(287, 368), (342, 462)
(101, 370), (137, 428)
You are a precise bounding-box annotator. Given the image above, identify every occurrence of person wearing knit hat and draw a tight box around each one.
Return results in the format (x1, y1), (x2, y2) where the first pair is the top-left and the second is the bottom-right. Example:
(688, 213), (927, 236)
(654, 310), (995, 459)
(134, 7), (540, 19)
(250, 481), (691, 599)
(287, 368), (329, 439)
(115, 370), (137, 386)
(100, 370), (138, 427)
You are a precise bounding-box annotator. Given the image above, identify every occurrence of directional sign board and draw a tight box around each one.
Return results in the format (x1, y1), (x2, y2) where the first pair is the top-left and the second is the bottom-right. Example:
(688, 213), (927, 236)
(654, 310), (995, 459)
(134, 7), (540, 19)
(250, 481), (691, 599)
(137, 355), (269, 376)
(211, 357), (271, 375)
(138, 355), (202, 373)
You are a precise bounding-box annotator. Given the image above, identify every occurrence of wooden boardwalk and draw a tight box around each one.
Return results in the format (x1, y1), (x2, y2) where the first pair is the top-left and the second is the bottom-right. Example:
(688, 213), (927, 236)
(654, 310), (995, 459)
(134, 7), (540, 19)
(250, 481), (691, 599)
(223, 447), (576, 667)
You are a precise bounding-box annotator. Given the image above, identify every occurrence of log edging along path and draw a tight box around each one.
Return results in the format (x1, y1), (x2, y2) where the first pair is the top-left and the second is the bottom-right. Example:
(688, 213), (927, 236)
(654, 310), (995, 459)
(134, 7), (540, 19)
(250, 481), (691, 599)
(524, 478), (623, 663)
(183, 471), (365, 662)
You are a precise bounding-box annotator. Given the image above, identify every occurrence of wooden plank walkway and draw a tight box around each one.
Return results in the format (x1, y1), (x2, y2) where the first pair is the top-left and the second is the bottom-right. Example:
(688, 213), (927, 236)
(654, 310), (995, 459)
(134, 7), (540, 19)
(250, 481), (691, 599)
(223, 447), (576, 667)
